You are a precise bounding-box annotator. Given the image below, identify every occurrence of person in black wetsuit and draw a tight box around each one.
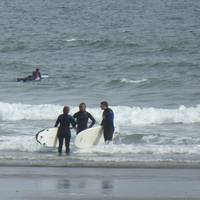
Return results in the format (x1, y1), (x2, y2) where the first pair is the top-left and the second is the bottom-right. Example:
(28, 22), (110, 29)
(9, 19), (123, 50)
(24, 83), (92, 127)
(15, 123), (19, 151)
(55, 106), (76, 154)
(73, 102), (96, 134)
(100, 101), (114, 143)
(17, 67), (41, 82)
(32, 67), (41, 80)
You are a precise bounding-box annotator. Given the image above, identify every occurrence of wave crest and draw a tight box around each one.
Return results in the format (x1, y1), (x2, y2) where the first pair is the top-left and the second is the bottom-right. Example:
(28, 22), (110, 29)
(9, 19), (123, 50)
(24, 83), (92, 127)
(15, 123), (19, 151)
(120, 78), (147, 84)
(0, 102), (200, 125)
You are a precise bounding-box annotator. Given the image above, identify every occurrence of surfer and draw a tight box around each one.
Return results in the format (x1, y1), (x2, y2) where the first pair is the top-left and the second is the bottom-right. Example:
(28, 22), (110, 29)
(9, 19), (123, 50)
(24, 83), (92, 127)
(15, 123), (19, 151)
(54, 106), (76, 154)
(100, 101), (114, 143)
(17, 67), (41, 82)
(32, 67), (41, 80)
(73, 102), (96, 134)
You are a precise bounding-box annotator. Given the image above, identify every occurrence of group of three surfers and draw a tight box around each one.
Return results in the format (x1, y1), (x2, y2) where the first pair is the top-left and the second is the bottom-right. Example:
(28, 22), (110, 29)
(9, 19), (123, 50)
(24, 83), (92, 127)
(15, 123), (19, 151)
(54, 101), (114, 154)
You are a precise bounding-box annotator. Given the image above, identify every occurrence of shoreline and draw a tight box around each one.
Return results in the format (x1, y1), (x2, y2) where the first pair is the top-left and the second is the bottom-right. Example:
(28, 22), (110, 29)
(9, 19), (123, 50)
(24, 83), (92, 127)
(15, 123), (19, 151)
(1, 159), (200, 169)
(0, 166), (200, 200)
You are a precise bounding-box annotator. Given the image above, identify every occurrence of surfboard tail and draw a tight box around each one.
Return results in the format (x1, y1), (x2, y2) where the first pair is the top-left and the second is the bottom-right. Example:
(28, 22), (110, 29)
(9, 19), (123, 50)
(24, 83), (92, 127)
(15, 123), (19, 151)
(74, 126), (104, 148)
(53, 129), (58, 147)
(36, 129), (45, 144)
(35, 127), (59, 148)
(93, 126), (103, 145)
(35, 133), (40, 143)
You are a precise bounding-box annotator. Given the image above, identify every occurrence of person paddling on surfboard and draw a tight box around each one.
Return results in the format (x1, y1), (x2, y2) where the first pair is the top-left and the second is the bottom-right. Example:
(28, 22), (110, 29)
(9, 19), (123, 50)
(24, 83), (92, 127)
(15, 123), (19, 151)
(73, 102), (96, 134)
(100, 101), (114, 144)
(54, 106), (76, 154)
(17, 67), (41, 82)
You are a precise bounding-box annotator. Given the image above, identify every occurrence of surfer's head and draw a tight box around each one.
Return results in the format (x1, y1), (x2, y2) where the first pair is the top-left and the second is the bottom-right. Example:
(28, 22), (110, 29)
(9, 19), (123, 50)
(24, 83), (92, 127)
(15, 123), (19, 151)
(100, 101), (108, 110)
(79, 102), (86, 111)
(63, 106), (70, 114)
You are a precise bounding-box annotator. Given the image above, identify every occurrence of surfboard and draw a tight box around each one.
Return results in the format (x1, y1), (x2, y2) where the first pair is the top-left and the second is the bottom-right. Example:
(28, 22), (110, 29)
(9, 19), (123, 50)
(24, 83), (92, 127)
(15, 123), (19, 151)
(74, 126), (104, 148)
(36, 126), (118, 149)
(17, 74), (48, 82)
(41, 74), (49, 79)
(36, 127), (58, 147)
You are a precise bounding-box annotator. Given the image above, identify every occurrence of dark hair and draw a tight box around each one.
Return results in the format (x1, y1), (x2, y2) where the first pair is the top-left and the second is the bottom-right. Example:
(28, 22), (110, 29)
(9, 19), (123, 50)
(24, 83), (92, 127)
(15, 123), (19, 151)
(79, 102), (86, 108)
(63, 106), (69, 114)
(100, 101), (108, 107)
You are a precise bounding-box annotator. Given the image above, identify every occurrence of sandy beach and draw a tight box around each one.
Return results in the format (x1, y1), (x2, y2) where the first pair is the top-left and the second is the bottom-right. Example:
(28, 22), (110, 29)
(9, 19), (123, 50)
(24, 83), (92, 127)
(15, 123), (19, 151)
(0, 166), (200, 200)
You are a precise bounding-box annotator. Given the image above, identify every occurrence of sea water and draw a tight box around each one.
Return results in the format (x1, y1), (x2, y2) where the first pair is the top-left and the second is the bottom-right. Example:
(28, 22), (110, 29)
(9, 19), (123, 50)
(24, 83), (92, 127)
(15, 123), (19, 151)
(0, 0), (200, 167)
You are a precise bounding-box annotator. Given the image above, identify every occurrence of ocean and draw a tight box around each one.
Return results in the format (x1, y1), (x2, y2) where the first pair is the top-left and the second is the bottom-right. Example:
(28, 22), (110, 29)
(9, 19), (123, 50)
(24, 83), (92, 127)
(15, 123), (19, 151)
(0, 0), (200, 167)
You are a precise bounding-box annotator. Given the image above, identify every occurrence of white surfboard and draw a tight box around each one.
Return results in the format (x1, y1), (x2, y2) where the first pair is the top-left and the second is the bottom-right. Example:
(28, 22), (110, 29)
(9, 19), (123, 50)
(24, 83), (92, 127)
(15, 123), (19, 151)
(36, 127), (58, 147)
(36, 126), (118, 149)
(41, 74), (49, 79)
(74, 126), (104, 148)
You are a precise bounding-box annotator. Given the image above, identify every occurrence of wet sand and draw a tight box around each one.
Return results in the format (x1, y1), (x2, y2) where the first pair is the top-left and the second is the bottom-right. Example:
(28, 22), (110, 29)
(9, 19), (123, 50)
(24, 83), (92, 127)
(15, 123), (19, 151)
(0, 166), (200, 200)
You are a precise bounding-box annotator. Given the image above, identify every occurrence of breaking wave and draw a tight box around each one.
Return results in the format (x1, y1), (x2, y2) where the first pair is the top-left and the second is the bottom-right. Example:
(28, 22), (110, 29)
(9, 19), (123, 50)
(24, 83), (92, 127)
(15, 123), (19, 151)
(0, 102), (200, 125)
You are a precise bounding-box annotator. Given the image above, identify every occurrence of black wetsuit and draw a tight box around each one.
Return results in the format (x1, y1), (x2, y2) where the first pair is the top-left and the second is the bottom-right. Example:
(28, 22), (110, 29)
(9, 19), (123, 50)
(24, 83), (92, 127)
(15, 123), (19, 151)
(54, 113), (76, 153)
(101, 108), (114, 142)
(73, 111), (95, 134)
(17, 75), (34, 82)
(32, 71), (41, 80)
(17, 71), (41, 82)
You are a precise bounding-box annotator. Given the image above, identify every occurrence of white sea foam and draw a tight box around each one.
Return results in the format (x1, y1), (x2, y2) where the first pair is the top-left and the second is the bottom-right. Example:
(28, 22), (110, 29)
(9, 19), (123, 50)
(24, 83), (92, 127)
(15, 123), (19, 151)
(0, 133), (200, 157)
(65, 38), (77, 42)
(76, 143), (200, 156)
(112, 105), (200, 125)
(0, 135), (41, 152)
(0, 102), (62, 121)
(1, 102), (200, 125)
(120, 78), (147, 84)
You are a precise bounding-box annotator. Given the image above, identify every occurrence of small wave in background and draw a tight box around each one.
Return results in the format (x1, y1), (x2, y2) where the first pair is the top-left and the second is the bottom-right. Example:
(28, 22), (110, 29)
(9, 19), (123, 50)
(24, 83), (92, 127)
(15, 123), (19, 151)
(120, 78), (148, 84)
